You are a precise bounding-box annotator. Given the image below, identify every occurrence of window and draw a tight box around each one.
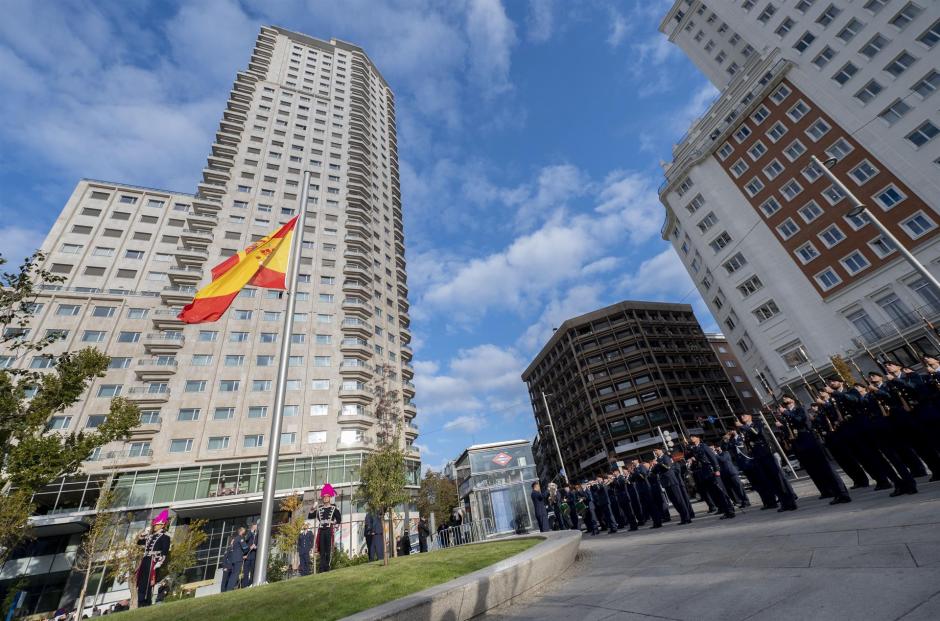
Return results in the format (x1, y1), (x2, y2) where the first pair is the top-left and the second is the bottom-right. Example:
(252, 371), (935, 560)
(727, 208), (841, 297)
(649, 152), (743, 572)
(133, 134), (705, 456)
(747, 141), (767, 160)
(784, 139), (807, 161)
(826, 137), (854, 160)
(885, 51), (917, 77)
(799, 200), (824, 223)
(841, 250), (871, 274)
(723, 252), (747, 274)
(31, 356), (56, 369)
(813, 46), (836, 68)
(777, 218), (800, 240)
(802, 160), (824, 182)
(220, 379), (241, 392)
(780, 179), (804, 201)
(869, 234), (897, 258)
(873, 184), (906, 210)
(763, 159), (785, 180)
(757, 4), (777, 24)
(256, 355), (274, 366)
(248, 406), (268, 418)
(737, 275), (764, 297)
(57, 304), (80, 316)
(48, 416), (72, 430)
(733, 125), (752, 143)
(310, 404), (328, 416)
(108, 357), (130, 369)
(805, 118), (831, 141)
(117, 331), (140, 343)
(724, 312), (737, 331)
(759, 196), (782, 217)
(766, 121), (788, 142)
(753, 300), (781, 322)
(184, 380), (206, 393)
(878, 98), (911, 124)
(82, 330), (105, 343)
(127, 308), (148, 319)
(233, 309), (253, 320)
(794, 31), (816, 53)
(795, 0), (815, 12)
(224, 355), (244, 367)
(709, 231), (732, 253)
(697, 212), (719, 233)
(229, 331), (249, 343)
(198, 330), (218, 342)
(860, 34), (889, 59)
(214, 407), (235, 420)
(744, 177), (765, 196)
(97, 384), (122, 397)
(911, 70), (939, 98)
(751, 106), (770, 125)
(902, 212), (936, 238)
(855, 79), (883, 103)
(819, 224), (846, 247)
(822, 184), (846, 205)
(836, 18), (865, 43)
(260, 332), (278, 343)
(917, 19), (940, 47)
(252, 380), (272, 392)
(787, 100), (810, 121)
(832, 62), (859, 85)
(878, 292), (915, 326)
(815, 267), (842, 290)
(730, 158), (749, 177)
(849, 160), (879, 184)
(846, 209), (873, 231)
(909, 277), (940, 310)
(717, 142), (734, 160)
(169, 439), (193, 453)
(906, 121), (938, 147)
(864, 0), (888, 13)
(889, 3), (922, 30)
(177, 408), (200, 422)
(817, 4), (841, 27)
(207, 436), (230, 451)
(796, 242), (820, 263)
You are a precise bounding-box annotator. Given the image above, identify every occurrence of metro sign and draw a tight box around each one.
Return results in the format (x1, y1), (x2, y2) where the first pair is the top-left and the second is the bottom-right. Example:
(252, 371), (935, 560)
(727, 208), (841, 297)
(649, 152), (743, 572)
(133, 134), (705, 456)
(492, 452), (513, 467)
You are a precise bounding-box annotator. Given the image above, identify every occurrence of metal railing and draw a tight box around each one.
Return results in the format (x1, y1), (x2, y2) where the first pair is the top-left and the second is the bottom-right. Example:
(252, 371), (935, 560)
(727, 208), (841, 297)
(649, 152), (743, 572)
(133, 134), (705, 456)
(854, 302), (940, 345)
(429, 518), (496, 551)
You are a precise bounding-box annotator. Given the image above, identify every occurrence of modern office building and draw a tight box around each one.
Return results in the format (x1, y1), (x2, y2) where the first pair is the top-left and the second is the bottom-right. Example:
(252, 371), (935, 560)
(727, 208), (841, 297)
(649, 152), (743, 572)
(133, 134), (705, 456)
(522, 301), (747, 482)
(658, 1), (940, 397)
(706, 333), (765, 413)
(0, 25), (418, 614)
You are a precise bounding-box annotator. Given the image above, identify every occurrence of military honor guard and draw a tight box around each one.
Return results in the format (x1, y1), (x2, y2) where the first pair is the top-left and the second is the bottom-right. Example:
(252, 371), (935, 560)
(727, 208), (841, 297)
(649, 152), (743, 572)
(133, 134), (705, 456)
(135, 510), (171, 606)
(314, 483), (341, 573)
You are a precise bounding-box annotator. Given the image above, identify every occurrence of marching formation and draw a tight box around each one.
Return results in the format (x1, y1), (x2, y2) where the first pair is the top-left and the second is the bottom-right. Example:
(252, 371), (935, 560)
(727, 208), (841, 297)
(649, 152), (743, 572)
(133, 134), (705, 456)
(531, 355), (940, 535)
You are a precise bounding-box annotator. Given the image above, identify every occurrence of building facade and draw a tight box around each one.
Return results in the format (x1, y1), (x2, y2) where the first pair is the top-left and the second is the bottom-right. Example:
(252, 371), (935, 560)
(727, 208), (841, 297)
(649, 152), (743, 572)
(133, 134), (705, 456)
(0, 25), (419, 614)
(659, 0), (940, 396)
(522, 301), (746, 482)
(706, 333), (765, 412)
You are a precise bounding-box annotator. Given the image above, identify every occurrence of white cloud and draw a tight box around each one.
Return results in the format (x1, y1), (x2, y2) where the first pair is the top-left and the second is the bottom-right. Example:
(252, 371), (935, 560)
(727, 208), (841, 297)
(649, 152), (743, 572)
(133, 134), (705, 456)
(0, 225), (46, 269)
(617, 247), (715, 330)
(443, 415), (487, 434)
(607, 8), (629, 47)
(671, 82), (721, 135)
(466, 0), (518, 97)
(518, 283), (606, 352)
(526, 0), (555, 43)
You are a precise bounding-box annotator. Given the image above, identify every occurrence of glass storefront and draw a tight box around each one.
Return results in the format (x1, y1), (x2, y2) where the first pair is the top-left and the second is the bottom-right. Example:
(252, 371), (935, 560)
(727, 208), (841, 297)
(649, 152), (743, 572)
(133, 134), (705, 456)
(455, 442), (538, 536)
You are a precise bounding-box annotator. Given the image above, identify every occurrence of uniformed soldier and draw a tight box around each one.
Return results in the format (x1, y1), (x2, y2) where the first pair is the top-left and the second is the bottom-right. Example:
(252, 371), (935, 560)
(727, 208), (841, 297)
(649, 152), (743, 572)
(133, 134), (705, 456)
(687, 436), (735, 519)
(241, 522), (257, 588)
(297, 523), (314, 576)
(736, 416), (796, 512)
(628, 459), (652, 524)
(652, 448), (692, 524)
(856, 383), (917, 496)
(826, 377), (896, 492)
(591, 476), (618, 534)
(313, 484), (341, 573)
(869, 370), (929, 479)
(714, 444), (750, 508)
(220, 526), (247, 592)
(562, 483), (580, 531)
(609, 468), (639, 531)
(135, 510), (171, 605)
(816, 390), (869, 489)
(886, 360), (940, 481)
(778, 397), (851, 504)
(530, 481), (549, 532)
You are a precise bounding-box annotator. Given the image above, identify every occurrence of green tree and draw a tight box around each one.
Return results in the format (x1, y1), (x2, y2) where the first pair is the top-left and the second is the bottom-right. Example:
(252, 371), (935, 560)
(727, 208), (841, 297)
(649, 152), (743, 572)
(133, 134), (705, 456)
(357, 363), (408, 565)
(417, 470), (459, 527)
(75, 489), (123, 613)
(164, 519), (208, 598)
(271, 493), (306, 579)
(0, 252), (140, 563)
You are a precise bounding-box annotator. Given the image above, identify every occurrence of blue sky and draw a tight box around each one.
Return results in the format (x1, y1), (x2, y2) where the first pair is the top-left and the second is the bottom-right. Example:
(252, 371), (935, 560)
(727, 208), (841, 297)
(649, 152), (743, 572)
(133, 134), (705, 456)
(0, 0), (719, 469)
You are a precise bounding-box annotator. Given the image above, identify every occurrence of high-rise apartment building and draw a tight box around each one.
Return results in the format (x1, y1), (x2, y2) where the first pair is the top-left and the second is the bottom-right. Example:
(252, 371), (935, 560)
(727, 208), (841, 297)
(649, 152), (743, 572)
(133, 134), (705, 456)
(706, 333), (764, 412)
(658, 1), (940, 396)
(0, 26), (418, 613)
(523, 301), (746, 481)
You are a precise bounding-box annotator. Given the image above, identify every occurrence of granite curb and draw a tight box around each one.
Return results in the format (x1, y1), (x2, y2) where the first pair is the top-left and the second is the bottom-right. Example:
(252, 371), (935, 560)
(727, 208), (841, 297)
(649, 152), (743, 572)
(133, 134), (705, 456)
(340, 531), (582, 621)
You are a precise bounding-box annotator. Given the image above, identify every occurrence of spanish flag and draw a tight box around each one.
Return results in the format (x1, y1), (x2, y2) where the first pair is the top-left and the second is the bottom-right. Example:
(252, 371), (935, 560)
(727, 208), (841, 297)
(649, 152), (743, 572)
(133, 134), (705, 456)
(178, 216), (298, 324)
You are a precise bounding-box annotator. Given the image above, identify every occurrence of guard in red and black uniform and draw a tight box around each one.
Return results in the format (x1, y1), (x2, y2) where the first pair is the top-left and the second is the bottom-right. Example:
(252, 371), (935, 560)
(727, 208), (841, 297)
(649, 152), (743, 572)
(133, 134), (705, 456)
(312, 484), (341, 572)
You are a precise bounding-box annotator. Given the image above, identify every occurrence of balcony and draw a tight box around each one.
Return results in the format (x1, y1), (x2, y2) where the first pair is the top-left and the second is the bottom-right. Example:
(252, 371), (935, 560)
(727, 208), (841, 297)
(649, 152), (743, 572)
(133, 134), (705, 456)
(340, 360), (372, 379)
(342, 280), (370, 297)
(402, 381), (416, 399)
(202, 167), (230, 184)
(180, 228), (213, 245)
(192, 196), (222, 212)
(167, 265), (203, 283)
(403, 402), (417, 417)
(130, 417), (163, 435)
(173, 245), (209, 261)
(161, 284), (196, 305)
(337, 409), (376, 425)
(143, 331), (184, 351)
(135, 358), (178, 380)
(340, 338), (372, 356)
(401, 363), (414, 380)
(342, 298), (373, 317)
(101, 448), (154, 469)
(852, 303), (940, 347)
(341, 318), (372, 336)
(336, 437), (374, 451)
(187, 211), (219, 227)
(126, 385), (171, 404)
(338, 388), (374, 403)
(343, 263), (373, 282)
(405, 422), (419, 437)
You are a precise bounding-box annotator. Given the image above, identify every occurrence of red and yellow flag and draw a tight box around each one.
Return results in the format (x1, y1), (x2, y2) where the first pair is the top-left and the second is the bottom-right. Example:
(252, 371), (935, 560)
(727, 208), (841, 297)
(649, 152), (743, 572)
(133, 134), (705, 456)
(178, 216), (298, 324)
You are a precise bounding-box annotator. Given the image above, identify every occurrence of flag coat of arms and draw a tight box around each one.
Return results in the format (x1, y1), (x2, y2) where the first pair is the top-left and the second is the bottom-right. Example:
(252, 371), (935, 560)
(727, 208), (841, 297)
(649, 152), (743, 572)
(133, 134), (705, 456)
(178, 216), (298, 324)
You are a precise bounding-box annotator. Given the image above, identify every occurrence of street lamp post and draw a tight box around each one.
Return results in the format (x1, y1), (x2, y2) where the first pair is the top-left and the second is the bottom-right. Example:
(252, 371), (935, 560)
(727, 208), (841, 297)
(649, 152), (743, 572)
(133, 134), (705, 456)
(540, 391), (569, 484)
(811, 155), (940, 295)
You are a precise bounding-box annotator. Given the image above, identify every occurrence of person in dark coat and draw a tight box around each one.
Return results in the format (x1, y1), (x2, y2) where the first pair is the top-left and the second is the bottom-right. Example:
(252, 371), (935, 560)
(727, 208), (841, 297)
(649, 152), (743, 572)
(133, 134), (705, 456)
(297, 523), (314, 576)
(531, 481), (549, 532)
(562, 483), (579, 531)
(364, 511), (385, 561)
(313, 484), (341, 573)
(135, 511), (171, 606)
(652, 448), (692, 524)
(779, 397), (851, 504)
(687, 436), (736, 519)
(714, 444), (750, 508)
(241, 522), (258, 587)
(609, 469), (638, 531)
(221, 527), (248, 592)
(629, 460), (656, 525)
(417, 516), (431, 552)
(737, 415), (797, 511)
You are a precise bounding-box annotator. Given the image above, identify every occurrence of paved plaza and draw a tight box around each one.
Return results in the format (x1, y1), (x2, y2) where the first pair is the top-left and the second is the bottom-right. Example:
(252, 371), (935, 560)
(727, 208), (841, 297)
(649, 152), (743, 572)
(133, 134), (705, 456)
(484, 476), (940, 621)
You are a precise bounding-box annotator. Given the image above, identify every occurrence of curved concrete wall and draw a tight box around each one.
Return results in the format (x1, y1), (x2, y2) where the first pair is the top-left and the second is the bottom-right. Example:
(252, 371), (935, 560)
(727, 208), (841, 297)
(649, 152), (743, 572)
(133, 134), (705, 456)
(341, 531), (581, 621)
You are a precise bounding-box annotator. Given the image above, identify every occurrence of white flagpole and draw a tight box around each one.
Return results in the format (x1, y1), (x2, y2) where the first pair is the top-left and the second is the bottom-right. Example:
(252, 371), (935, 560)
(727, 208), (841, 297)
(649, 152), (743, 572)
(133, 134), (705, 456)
(254, 170), (311, 585)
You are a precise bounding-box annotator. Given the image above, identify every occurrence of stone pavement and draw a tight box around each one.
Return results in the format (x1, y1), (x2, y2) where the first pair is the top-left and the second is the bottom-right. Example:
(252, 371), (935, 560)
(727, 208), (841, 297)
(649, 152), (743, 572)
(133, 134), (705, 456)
(482, 476), (940, 621)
